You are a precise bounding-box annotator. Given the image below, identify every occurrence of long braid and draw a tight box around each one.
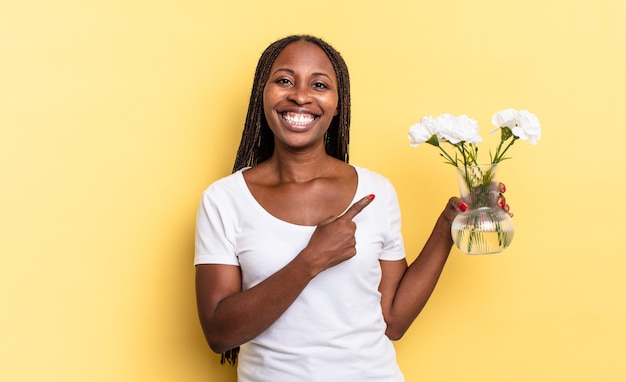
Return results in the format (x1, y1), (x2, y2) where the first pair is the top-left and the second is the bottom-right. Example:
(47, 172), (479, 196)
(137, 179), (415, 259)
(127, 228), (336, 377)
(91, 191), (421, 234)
(223, 35), (352, 366)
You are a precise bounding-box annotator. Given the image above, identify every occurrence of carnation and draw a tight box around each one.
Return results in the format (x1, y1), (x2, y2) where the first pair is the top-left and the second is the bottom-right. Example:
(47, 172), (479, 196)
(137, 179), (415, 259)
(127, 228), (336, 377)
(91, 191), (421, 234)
(436, 114), (482, 145)
(408, 109), (541, 167)
(408, 116), (439, 147)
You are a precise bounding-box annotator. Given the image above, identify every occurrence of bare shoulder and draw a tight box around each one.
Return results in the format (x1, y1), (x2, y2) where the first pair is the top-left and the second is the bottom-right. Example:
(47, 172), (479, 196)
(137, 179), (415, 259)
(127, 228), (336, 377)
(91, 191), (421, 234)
(333, 159), (357, 179)
(241, 161), (274, 185)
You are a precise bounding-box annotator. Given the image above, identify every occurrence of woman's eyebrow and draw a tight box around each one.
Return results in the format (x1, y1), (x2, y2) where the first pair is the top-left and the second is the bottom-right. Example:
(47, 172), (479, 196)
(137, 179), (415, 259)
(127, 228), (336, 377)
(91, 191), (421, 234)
(272, 67), (333, 79)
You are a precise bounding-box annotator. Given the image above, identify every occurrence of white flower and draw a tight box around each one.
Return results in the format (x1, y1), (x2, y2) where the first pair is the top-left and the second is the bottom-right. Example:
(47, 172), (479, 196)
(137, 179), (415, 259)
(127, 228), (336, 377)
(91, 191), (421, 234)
(512, 110), (541, 144)
(492, 109), (542, 145)
(491, 108), (519, 129)
(437, 114), (483, 145)
(408, 116), (439, 147)
(408, 109), (540, 168)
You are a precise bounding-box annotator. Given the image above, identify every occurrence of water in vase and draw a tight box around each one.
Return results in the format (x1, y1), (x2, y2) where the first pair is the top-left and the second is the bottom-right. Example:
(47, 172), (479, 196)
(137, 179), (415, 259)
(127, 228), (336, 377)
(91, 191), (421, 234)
(451, 225), (514, 255)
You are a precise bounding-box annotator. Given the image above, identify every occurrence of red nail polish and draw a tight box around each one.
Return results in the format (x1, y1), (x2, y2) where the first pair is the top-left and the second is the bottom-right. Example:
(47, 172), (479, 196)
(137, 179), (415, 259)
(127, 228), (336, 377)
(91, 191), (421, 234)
(459, 203), (468, 212)
(368, 194), (375, 201)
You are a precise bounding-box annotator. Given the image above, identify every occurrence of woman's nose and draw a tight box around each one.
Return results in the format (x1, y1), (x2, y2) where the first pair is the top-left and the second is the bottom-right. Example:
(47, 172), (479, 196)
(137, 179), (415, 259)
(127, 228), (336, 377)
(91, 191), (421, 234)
(287, 84), (311, 105)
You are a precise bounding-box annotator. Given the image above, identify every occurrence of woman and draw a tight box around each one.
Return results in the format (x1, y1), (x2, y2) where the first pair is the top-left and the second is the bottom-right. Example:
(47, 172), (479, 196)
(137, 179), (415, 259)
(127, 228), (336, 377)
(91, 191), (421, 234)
(195, 35), (501, 381)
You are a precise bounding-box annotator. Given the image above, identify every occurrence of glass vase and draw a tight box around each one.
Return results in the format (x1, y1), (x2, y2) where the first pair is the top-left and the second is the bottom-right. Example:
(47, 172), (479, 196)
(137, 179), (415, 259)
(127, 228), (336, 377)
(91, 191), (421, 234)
(451, 164), (514, 255)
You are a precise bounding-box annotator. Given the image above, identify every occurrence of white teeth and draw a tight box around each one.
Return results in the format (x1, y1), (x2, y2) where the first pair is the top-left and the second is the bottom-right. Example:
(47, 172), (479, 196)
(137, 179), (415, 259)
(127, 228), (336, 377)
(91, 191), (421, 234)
(282, 113), (315, 125)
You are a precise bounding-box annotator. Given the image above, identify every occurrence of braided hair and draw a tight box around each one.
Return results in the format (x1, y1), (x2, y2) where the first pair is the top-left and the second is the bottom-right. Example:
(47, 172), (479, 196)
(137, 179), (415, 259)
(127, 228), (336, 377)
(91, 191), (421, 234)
(221, 35), (351, 366)
(232, 35), (351, 173)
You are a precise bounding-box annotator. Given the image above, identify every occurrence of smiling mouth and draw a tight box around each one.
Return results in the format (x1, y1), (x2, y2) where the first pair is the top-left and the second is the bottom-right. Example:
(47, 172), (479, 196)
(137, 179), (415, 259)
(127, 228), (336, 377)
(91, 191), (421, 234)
(281, 112), (317, 126)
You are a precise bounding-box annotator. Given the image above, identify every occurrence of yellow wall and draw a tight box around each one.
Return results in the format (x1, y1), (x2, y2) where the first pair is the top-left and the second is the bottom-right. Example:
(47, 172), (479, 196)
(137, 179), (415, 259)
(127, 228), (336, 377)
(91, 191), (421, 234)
(2, 1), (625, 381)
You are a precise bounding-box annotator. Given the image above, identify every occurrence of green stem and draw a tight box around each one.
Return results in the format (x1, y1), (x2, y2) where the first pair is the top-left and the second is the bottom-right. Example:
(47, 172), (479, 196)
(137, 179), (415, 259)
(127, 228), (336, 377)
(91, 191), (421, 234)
(493, 137), (518, 164)
(438, 146), (458, 167)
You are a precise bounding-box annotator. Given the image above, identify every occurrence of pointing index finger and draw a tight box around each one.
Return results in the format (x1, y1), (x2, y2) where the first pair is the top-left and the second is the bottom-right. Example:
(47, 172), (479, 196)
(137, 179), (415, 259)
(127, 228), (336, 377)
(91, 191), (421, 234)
(340, 194), (375, 221)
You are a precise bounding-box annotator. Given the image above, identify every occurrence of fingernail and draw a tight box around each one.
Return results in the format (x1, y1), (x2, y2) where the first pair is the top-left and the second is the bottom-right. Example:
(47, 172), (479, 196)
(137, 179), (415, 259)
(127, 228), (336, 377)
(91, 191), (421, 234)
(499, 183), (506, 193)
(459, 203), (468, 212)
(498, 197), (506, 208)
(368, 194), (376, 201)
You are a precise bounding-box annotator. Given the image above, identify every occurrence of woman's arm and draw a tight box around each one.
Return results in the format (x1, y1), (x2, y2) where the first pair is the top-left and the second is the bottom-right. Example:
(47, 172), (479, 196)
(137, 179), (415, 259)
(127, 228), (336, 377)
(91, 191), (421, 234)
(196, 257), (316, 354)
(378, 197), (463, 340)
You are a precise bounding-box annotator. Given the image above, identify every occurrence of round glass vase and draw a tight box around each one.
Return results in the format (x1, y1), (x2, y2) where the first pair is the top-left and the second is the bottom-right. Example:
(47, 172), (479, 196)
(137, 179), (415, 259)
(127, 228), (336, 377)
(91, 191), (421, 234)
(451, 164), (514, 255)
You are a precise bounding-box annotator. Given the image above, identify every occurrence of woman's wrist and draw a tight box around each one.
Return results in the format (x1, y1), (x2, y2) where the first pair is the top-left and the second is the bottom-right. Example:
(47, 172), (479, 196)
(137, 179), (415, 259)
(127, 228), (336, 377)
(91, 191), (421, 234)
(433, 214), (455, 244)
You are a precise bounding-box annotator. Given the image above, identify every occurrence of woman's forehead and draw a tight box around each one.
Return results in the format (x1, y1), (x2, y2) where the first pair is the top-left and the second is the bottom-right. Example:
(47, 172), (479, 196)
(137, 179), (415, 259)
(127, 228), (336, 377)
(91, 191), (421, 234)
(270, 41), (337, 79)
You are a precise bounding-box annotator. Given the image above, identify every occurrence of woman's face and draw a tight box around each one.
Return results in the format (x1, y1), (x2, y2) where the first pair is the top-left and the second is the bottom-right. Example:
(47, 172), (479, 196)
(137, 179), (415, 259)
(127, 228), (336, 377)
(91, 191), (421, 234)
(263, 40), (339, 152)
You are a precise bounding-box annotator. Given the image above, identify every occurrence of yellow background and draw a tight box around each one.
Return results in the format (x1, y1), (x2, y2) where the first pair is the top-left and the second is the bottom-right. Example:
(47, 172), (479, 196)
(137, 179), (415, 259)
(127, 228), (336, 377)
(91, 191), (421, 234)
(2, 0), (625, 381)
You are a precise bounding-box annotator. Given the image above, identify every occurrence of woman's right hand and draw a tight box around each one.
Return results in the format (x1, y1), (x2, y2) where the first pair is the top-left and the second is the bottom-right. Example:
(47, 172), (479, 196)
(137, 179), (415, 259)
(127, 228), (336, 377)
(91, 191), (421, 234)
(301, 194), (375, 274)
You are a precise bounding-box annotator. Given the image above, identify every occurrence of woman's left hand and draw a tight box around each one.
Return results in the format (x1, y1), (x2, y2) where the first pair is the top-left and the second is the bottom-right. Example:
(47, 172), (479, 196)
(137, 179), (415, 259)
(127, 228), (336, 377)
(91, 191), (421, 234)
(439, 197), (467, 225)
(441, 181), (512, 225)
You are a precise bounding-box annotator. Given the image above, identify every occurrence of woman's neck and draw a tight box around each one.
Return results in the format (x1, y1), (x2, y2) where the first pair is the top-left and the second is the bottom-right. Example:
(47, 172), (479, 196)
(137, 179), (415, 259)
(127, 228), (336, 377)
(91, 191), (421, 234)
(265, 149), (340, 184)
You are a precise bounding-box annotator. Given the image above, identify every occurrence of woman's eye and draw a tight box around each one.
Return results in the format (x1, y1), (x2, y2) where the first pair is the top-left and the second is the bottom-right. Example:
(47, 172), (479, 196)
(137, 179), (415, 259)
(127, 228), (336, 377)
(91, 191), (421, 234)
(313, 82), (327, 89)
(276, 78), (292, 85)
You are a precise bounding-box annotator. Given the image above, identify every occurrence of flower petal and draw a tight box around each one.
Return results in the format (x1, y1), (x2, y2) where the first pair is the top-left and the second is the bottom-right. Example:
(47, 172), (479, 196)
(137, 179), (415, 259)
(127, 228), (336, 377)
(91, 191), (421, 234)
(437, 114), (482, 144)
(408, 116), (440, 147)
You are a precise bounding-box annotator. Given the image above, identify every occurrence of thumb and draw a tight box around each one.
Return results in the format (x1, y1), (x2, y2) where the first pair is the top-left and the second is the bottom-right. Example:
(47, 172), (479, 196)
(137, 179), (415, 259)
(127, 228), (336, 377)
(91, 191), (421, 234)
(339, 194), (375, 222)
